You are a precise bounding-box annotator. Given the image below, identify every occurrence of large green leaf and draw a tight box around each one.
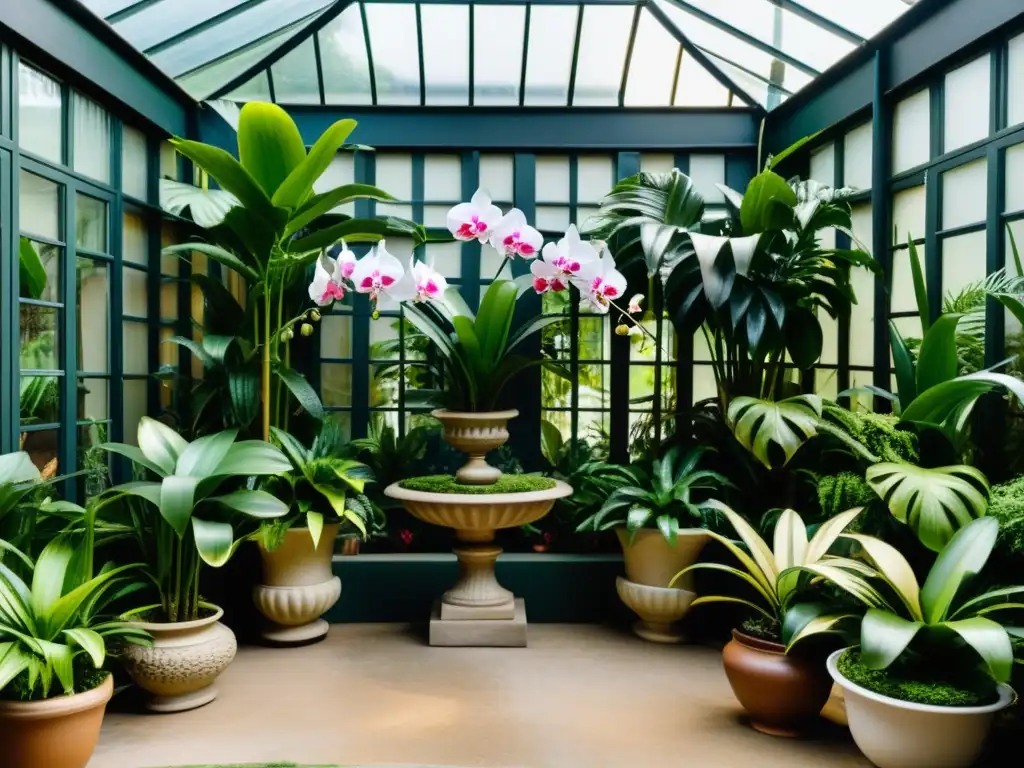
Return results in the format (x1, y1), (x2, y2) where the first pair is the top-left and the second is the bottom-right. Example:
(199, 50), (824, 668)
(906, 238), (930, 334)
(784, 307), (823, 369)
(276, 366), (325, 421)
(772, 509), (808, 573)
(174, 430), (238, 478)
(18, 237), (47, 300)
(273, 119), (357, 209)
(237, 102), (306, 199)
(727, 395), (822, 469)
(860, 608), (924, 670)
(286, 217), (391, 253)
(63, 628), (105, 668)
(476, 280), (519, 366)
(208, 489), (288, 519)
(920, 517), (998, 623)
(942, 617), (1014, 683)
(214, 440), (292, 476)
(889, 320), (916, 412)
(30, 536), (74, 619)
(159, 475), (201, 537)
(161, 242), (259, 283)
(916, 314), (961, 394)
(866, 463), (989, 553)
(159, 179), (238, 229)
(901, 372), (1024, 426)
(0, 451), (40, 485)
(169, 137), (275, 225)
(191, 517), (236, 567)
(740, 170), (797, 233)
(285, 183), (395, 237)
(137, 417), (189, 475)
(841, 533), (922, 621)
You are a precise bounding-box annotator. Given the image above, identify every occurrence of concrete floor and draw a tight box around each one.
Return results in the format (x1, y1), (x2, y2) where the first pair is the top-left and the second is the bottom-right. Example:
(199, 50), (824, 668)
(91, 624), (868, 768)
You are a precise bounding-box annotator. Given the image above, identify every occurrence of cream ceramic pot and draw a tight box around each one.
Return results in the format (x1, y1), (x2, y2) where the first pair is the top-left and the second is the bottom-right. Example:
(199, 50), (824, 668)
(616, 527), (708, 589)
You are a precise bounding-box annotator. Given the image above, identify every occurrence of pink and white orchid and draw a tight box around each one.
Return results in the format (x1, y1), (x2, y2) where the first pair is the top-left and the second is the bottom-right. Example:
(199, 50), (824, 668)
(327, 240), (357, 280)
(351, 241), (415, 311)
(574, 249), (626, 314)
(308, 251), (348, 306)
(490, 208), (542, 259)
(410, 260), (447, 303)
(447, 189), (502, 243)
(530, 225), (599, 294)
(628, 293), (644, 314)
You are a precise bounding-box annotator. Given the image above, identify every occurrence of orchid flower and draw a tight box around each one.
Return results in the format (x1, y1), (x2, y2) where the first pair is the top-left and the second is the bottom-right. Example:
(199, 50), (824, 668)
(327, 240), (357, 281)
(530, 225), (599, 294)
(490, 209), (542, 259)
(308, 251), (348, 306)
(628, 294), (644, 314)
(410, 259), (447, 303)
(352, 241), (415, 311)
(574, 248), (626, 314)
(447, 189), (502, 243)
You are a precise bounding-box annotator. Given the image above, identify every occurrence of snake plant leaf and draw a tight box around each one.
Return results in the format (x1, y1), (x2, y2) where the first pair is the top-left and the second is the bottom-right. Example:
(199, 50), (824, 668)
(888, 320), (916, 412)
(915, 314), (961, 394)
(727, 395), (822, 469)
(920, 516), (999, 623)
(773, 509), (808, 573)
(782, 601), (854, 651)
(906, 238), (930, 334)
(941, 617), (1014, 683)
(860, 608), (924, 670)
(841, 533), (922, 621)
(476, 280), (519, 366)
(866, 463), (989, 553)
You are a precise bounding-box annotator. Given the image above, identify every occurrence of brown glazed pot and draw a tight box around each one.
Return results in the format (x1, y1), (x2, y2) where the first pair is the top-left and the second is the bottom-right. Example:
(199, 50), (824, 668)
(722, 630), (832, 737)
(0, 673), (112, 768)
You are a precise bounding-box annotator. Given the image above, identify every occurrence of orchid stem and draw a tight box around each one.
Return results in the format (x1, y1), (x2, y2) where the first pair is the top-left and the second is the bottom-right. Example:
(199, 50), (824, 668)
(493, 255), (511, 281)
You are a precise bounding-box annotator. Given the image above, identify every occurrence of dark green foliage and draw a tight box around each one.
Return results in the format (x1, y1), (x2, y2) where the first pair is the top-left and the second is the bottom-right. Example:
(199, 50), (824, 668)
(740, 616), (781, 643)
(837, 650), (998, 708)
(818, 472), (877, 520)
(823, 405), (919, 463)
(0, 666), (108, 702)
(987, 475), (1024, 557)
(399, 475), (556, 495)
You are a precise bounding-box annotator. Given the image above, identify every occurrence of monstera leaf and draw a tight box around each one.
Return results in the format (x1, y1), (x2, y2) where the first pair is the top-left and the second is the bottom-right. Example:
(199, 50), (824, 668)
(865, 463), (989, 552)
(160, 179), (239, 228)
(727, 395), (823, 469)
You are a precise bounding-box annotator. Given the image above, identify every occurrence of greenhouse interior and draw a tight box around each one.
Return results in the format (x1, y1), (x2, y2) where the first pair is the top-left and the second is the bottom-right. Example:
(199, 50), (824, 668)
(2, 0), (1024, 766)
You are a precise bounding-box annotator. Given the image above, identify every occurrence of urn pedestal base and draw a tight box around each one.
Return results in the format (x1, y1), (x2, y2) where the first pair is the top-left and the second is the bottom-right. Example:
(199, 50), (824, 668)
(430, 598), (527, 647)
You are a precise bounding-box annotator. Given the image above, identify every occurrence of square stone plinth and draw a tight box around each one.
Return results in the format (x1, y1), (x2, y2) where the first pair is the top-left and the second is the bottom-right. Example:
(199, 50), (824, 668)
(440, 597), (515, 621)
(430, 598), (527, 647)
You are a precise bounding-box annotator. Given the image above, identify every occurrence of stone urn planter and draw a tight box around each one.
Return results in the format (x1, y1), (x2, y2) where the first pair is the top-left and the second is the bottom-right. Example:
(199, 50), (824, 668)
(432, 408), (518, 485)
(827, 649), (1014, 767)
(253, 524), (343, 644)
(122, 605), (237, 713)
(615, 527), (707, 642)
(0, 673), (112, 768)
(722, 630), (833, 736)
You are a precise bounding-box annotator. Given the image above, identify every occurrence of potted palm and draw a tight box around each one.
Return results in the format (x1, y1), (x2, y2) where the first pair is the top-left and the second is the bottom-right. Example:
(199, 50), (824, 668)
(0, 525), (150, 768)
(820, 516), (1018, 768)
(99, 417), (291, 712)
(252, 423), (377, 643)
(576, 446), (729, 642)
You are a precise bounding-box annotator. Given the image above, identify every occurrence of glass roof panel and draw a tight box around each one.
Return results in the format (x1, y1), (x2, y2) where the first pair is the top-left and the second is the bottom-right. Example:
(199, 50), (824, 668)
(85, 0), (145, 16)
(473, 5), (527, 106)
(795, 0), (910, 39)
(674, 51), (730, 107)
(150, 0), (333, 78)
(573, 5), (635, 106)
(365, 3), (421, 105)
(270, 36), (320, 104)
(523, 5), (578, 106)
(226, 71), (272, 102)
(110, 0), (251, 53)
(320, 4), (373, 105)
(624, 10), (678, 107)
(422, 4), (470, 105)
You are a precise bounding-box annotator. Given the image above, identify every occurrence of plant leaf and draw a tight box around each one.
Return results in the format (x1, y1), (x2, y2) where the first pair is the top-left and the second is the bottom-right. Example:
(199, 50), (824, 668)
(727, 395), (822, 469)
(860, 608), (924, 670)
(920, 517), (999, 623)
(274, 119), (357, 209)
(238, 102), (306, 199)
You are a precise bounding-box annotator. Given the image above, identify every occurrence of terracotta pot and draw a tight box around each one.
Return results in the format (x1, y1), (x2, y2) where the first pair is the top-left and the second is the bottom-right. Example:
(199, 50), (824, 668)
(616, 527), (708, 589)
(0, 673), (112, 768)
(253, 524), (342, 644)
(432, 408), (518, 485)
(122, 604), (237, 713)
(828, 648), (1014, 767)
(722, 630), (833, 736)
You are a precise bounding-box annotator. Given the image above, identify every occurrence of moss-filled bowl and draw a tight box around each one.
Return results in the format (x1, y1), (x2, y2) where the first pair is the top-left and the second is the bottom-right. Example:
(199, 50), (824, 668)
(399, 474), (556, 495)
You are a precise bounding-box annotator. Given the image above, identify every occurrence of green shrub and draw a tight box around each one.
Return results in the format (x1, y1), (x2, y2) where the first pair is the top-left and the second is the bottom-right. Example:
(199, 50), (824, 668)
(825, 406), (919, 463)
(988, 475), (1024, 557)
(837, 649), (997, 707)
(818, 471), (877, 520)
(399, 474), (556, 495)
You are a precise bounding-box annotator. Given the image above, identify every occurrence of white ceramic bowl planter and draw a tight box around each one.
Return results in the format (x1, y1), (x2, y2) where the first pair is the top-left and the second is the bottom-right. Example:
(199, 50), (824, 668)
(827, 649), (1013, 768)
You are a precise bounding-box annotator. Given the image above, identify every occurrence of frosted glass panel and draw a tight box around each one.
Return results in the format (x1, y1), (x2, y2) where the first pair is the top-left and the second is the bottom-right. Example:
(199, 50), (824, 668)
(425, 156), (462, 200)
(523, 5), (577, 106)
(123, 323), (149, 375)
(1007, 220), (1024, 337)
(479, 155), (513, 201)
(573, 6), (634, 106)
(19, 172), (60, 240)
(891, 245), (926, 314)
(427, 241), (462, 280)
(73, 93), (110, 183)
(123, 266), (148, 318)
(271, 37), (320, 104)
(640, 154), (675, 175)
(820, 309), (839, 365)
(942, 159), (987, 229)
(674, 52), (730, 107)
(690, 155), (725, 204)
(624, 12), (677, 106)
(1005, 144), (1024, 213)
(536, 156), (570, 202)
(809, 143), (834, 187)
(892, 185), (925, 244)
(320, 5), (372, 105)
(1011, 33), (1024, 128)
(18, 64), (63, 164)
(314, 153), (356, 215)
(422, 4), (469, 105)
(536, 206), (570, 231)
(365, 3), (420, 105)
(892, 89), (930, 174)
(578, 156), (614, 203)
(943, 55), (990, 153)
(375, 154), (413, 200)
(474, 5), (525, 105)
(849, 203), (874, 367)
(942, 231), (987, 296)
(122, 126), (148, 200)
(225, 72), (271, 103)
(844, 122), (873, 190)
(123, 211), (148, 266)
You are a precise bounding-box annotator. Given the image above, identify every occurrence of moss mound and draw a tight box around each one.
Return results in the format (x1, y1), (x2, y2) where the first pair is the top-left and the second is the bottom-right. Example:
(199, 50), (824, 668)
(740, 615), (781, 643)
(400, 474), (556, 495)
(837, 649), (998, 707)
(988, 475), (1024, 558)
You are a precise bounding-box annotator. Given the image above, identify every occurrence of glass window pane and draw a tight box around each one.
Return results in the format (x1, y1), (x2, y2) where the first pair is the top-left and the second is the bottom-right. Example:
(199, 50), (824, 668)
(375, 154), (413, 200)
(112, 0), (253, 51)
(72, 93), (111, 183)
(422, 4), (469, 105)
(944, 55), (990, 153)
(573, 6), (634, 106)
(1011, 33), (1024, 129)
(314, 153), (357, 215)
(849, 203), (874, 367)
(19, 171), (60, 240)
(480, 154), (514, 201)
(124, 322), (149, 375)
(123, 265), (148, 318)
(893, 89), (930, 174)
(625, 11), (677, 107)
(536, 156), (570, 203)
(640, 154), (675, 174)
(78, 377), (109, 423)
(122, 126), (149, 200)
(21, 379), (60, 427)
(319, 5), (372, 105)
(20, 305), (60, 370)
(844, 122), (873, 189)
(942, 159), (987, 229)
(425, 155), (461, 200)
(523, 5), (577, 106)
(578, 156), (614, 204)
(892, 185), (926, 243)
(160, 141), (179, 181)
(891, 244), (927, 313)
(270, 36), (320, 104)
(320, 314), (353, 359)
(225, 72), (272, 102)
(321, 363), (353, 407)
(794, 0), (905, 38)
(18, 64), (63, 163)
(1006, 143), (1024, 213)
(689, 154), (725, 204)
(365, 3), (420, 105)
(77, 258), (110, 373)
(942, 231), (987, 296)
(76, 195), (108, 252)
(474, 5), (526, 106)
(123, 379), (147, 445)
(675, 50), (730, 107)
(123, 210), (149, 265)
(810, 143), (835, 186)
(19, 238), (61, 303)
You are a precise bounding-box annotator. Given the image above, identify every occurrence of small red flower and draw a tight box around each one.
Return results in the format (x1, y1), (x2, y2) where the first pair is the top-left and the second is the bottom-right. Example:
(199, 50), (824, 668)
(399, 529), (414, 545)
(542, 531), (554, 545)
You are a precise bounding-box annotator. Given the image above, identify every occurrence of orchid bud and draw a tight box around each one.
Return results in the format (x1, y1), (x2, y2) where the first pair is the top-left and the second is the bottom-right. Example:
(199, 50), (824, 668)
(300, 323), (314, 337)
(615, 324), (630, 336)
(371, 309), (380, 321)
(280, 328), (294, 343)
(309, 309), (321, 322)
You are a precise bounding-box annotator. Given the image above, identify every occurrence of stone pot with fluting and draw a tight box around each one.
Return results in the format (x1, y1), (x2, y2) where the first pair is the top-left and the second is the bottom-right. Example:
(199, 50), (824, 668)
(431, 408), (518, 485)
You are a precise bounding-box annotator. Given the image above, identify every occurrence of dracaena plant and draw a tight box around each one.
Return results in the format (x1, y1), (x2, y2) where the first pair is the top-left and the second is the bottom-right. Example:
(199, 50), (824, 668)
(161, 102), (430, 441)
(98, 417), (292, 623)
(798, 516), (1023, 688)
(576, 446), (731, 544)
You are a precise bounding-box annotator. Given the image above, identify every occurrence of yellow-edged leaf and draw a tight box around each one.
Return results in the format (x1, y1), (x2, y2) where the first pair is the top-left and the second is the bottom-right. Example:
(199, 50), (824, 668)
(805, 507), (863, 563)
(773, 509), (808, 572)
(842, 532), (922, 621)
